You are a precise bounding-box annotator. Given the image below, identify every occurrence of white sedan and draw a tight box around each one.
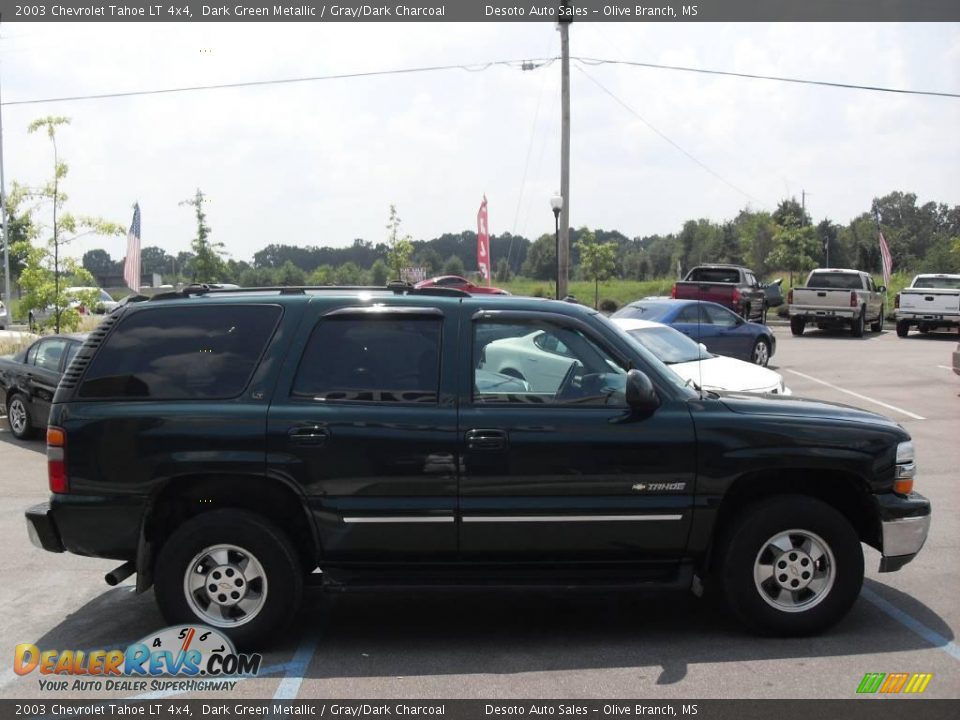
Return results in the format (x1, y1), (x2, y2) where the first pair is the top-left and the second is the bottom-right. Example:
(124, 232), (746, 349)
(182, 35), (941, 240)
(613, 318), (791, 395)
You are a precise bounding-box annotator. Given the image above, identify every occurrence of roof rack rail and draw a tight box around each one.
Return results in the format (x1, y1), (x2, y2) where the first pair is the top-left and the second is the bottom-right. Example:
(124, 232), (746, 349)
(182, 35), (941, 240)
(144, 284), (472, 301)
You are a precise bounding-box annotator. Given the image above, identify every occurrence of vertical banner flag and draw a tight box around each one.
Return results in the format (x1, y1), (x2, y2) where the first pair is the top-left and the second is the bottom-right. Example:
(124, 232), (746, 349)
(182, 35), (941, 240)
(477, 195), (490, 284)
(124, 203), (141, 293)
(876, 211), (893, 287)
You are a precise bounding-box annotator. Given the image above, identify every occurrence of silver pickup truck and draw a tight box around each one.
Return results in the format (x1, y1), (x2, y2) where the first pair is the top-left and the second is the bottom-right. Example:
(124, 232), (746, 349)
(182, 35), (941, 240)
(895, 274), (960, 337)
(788, 268), (886, 337)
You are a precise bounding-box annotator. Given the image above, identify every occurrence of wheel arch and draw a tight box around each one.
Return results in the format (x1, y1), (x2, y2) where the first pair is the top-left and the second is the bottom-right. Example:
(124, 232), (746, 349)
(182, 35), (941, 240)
(704, 467), (880, 574)
(136, 473), (319, 592)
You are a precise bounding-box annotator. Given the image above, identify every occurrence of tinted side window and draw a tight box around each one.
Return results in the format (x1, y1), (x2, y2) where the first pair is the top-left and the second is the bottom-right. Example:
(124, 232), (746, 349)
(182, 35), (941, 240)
(26, 343), (40, 366)
(474, 321), (627, 406)
(36, 339), (69, 372)
(676, 305), (704, 324)
(702, 304), (738, 327)
(78, 305), (282, 399)
(292, 316), (441, 403)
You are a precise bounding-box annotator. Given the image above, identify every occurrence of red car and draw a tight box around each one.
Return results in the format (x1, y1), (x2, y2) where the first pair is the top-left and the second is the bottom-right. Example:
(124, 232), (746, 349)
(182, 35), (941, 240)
(414, 275), (510, 295)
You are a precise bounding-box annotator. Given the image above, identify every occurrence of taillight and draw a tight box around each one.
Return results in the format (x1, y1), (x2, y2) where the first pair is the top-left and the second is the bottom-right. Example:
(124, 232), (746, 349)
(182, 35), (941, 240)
(787, 289), (794, 304)
(670, 285), (677, 299)
(850, 291), (858, 307)
(47, 426), (68, 493)
(894, 294), (900, 309)
(732, 287), (741, 306)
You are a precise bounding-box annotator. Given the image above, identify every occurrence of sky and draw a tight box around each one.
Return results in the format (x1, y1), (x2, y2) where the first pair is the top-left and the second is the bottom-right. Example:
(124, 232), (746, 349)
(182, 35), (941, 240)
(1, 21), (959, 266)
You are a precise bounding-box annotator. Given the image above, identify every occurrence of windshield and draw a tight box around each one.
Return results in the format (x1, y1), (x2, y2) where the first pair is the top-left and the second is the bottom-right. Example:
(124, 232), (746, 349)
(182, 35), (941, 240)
(611, 302), (671, 321)
(593, 314), (699, 397)
(807, 272), (862, 289)
(624, 326), (708, 364)
(912, 276), (960, 289)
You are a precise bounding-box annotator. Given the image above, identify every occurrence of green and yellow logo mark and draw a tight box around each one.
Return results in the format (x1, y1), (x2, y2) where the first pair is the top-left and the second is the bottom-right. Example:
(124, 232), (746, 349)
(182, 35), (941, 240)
(857, 673), (933, 694)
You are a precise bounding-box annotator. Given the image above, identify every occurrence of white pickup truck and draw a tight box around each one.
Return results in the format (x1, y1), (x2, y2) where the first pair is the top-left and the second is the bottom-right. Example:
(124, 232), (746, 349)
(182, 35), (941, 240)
(895, 274), (960, 337)
(787, 268), (886, 337)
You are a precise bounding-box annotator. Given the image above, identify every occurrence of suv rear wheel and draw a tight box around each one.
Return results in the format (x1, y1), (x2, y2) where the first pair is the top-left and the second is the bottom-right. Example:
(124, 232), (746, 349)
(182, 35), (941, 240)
(719, 495), (863, 636)
(790, 317), (805, 336)
(154, 509), (303, 648)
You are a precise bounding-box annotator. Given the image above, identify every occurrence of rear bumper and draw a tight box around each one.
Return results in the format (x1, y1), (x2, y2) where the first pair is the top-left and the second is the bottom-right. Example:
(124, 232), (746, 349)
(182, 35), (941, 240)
(25, 502), (64, 553)
(789, 306), (856, 320)
(895, 312), (959, 324)
(876, 492), (931, 573)
(25, 495), (144, 560)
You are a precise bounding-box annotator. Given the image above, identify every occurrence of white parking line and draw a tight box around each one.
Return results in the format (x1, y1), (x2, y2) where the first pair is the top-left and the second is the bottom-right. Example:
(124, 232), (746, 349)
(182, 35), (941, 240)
(862, 587), (960, 662)
(784, 369), (926, 421)
(936, 365), (952, 371)
(272, 633), (320, 702)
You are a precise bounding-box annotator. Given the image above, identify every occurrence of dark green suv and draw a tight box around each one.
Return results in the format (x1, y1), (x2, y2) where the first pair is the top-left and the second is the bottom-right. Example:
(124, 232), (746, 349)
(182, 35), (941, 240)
(25, 285), (930, 646)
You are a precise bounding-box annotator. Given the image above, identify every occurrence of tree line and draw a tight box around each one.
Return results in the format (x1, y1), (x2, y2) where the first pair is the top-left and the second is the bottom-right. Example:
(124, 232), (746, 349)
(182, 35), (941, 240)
(2, 113), (958, 332)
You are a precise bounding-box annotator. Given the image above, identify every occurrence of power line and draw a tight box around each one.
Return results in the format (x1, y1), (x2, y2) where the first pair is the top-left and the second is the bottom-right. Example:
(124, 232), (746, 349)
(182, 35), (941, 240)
(4, 52), (957, 107)
(0, 58), (559, 107)
(575, 63), (769, 208)
(575, 56), (960, 99)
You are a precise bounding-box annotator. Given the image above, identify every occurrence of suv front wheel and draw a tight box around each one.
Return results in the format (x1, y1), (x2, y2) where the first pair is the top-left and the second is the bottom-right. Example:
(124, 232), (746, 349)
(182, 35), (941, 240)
(719, 495), (863, 636)
(154, 509), (303, 648)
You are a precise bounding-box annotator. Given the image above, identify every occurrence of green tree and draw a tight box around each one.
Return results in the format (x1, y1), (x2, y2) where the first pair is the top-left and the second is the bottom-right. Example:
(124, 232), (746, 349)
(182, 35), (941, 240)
(370, 259), (389, 285)
(2, 183), (36, 291)
(494, 257), (513, 283)
(576, 227), (618, 309)
(442, 255), (466, 276)
(276, 260), (307, 286)
(82, 249), (116, 280)
(180, 189), (224, 283)
(309, 265), (335, 285)
(520, 234), (557, 280)
(20, 116), (123, 332)
(140, 246), (174, 276)
(334, 262), (364, 285)
(385, 205), (414, 281)
(766, 225), (820, 285)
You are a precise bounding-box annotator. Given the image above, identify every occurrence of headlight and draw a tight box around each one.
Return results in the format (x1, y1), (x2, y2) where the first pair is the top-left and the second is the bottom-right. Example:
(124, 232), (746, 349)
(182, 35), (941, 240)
(895, 441), (916, 494)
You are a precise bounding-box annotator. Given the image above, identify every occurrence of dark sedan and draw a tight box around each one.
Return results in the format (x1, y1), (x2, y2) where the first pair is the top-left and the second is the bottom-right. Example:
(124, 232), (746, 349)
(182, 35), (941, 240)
(0, 333), (86, 440)
(612, 299), (776, 366)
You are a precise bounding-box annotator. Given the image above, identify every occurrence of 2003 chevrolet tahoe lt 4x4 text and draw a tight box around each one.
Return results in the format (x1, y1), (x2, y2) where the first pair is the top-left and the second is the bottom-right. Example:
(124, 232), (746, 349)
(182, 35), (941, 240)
(24, 284), (931, 646)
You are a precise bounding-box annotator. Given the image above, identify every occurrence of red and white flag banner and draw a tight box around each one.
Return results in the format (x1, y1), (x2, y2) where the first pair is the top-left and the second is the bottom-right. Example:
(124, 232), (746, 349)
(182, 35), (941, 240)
(477, 195), (490, 285)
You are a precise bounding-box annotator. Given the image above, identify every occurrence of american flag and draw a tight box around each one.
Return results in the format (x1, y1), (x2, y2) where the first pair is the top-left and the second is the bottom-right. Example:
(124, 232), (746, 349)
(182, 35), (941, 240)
(124, 204), (141, 292)
(876, 211), (893, 287)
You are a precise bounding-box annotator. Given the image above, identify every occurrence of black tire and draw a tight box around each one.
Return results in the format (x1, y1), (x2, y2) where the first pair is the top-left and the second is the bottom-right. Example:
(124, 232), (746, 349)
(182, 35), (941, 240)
(751, 338), (771, 367)
(851, 308), (865, 337)
(719, 495), (863, 636)
(6, 394), (35, 440)
(759, 305), (768, 325)
(790, 317), (805, 336)
(896, 320), (910, 338)
(870, 306), (884, 333)
(741, 304), (751, 321)
(154, 509), (303, 649)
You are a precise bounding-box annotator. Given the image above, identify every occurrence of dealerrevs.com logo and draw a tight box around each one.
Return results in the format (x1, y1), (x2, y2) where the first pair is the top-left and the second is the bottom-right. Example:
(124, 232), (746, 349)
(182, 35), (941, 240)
(14, 625), (262, 693)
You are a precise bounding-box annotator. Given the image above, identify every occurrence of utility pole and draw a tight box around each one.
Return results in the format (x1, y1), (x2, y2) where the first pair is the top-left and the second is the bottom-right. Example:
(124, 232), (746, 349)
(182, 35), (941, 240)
(557, 4), (571, 300)
(0, 62), (10, 314)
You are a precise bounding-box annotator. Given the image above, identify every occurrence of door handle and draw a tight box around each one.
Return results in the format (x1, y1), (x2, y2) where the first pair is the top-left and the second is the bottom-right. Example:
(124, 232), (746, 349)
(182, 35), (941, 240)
(288, 425), (329, 446)
(465, 429), (507, 450)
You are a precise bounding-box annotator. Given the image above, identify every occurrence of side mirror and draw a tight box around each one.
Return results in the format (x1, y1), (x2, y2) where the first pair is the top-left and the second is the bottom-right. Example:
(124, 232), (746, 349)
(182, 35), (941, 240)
(625, 369), (660, 413)
(698, 343), (709, 354)
(878, 285), (887, 293)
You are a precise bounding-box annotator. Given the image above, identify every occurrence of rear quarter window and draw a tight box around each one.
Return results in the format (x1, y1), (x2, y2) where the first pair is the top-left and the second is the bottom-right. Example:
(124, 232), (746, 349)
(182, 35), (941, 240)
(77, 304), (282, 400)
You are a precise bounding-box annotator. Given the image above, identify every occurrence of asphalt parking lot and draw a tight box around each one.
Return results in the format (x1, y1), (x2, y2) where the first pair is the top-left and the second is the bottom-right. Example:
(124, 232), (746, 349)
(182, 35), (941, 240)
(0, 325), (957, 701)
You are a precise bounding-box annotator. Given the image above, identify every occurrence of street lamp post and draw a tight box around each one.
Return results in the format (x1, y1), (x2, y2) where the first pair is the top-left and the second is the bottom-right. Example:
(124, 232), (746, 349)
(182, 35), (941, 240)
(550, 193), (563, 300)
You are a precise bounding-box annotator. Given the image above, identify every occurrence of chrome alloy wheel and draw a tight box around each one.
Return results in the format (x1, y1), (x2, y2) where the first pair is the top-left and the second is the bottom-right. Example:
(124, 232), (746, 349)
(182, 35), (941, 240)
(8, 398), (27, 436)
(183, 543), (268, 627)
(752, 340), (770, 366)
(753, 529), (835, 613)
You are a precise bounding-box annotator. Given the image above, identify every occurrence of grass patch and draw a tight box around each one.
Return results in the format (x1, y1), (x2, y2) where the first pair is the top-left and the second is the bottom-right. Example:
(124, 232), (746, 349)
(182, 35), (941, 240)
(499, 277), (678, 309)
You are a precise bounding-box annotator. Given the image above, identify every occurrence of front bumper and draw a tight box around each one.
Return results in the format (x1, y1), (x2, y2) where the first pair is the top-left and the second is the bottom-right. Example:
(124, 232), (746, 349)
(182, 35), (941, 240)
(876, 492), (931, 573)
(26, 502), (64, 553)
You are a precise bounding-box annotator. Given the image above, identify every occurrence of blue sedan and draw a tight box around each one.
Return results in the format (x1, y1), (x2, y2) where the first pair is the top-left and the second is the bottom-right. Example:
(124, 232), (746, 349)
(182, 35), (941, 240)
(612, 299), (777, 366)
